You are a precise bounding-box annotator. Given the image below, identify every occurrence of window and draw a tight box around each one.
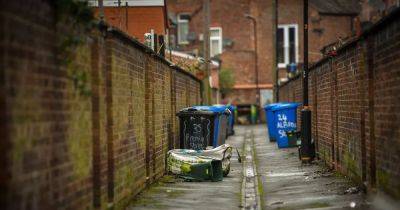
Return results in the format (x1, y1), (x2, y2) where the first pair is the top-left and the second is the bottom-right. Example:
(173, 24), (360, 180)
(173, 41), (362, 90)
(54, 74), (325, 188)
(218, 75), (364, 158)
(277, 24), (298, 68)
(210, 27), (222, 57)
(177, 14), (190, 44)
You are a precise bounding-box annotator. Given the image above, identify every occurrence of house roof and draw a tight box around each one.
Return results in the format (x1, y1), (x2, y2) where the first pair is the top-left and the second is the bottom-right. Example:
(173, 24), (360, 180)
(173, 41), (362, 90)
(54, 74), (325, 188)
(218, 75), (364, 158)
(168, 50), (220, 67)
(310, 0), (361, 15)
(167, 50), (219, 88)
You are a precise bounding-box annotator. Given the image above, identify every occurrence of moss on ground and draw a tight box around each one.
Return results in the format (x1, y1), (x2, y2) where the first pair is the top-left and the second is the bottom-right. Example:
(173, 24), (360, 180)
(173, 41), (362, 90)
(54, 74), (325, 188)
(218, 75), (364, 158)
(251, 133), (265, 210)
(377, 169), (400, 199)
(128, 174), (185, 208)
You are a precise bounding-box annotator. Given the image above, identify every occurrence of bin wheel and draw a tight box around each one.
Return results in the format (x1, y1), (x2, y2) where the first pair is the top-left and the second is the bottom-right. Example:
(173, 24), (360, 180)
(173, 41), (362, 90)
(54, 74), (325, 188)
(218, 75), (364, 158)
(223, 164), (230, 177)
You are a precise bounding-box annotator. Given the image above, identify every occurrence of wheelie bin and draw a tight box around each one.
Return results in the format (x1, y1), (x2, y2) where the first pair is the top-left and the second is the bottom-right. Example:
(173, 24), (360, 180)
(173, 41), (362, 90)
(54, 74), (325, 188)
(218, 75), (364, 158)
(270, 103), (299, 148)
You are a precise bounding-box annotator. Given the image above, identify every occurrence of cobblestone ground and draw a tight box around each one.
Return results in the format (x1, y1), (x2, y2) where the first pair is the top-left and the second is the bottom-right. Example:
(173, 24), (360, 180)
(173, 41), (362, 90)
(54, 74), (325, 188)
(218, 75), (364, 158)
(128, 125), (369, 210)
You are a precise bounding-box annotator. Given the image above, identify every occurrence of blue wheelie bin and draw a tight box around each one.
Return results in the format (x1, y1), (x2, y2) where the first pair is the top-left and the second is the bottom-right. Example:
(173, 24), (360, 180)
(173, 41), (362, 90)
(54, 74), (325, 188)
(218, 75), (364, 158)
(212, 104), (233, 138)
(214, 104), (236, 136)
(270, 103), (299, 148)
(263, 103), (283, 142)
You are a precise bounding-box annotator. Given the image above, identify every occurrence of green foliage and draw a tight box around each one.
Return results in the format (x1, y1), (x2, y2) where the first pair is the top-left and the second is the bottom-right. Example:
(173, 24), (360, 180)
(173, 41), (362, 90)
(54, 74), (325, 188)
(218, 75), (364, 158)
(55, 0), (95, 28)
(219, 68), (235, 96)
(54, 0), (95, 97)
(69, 64), (92, 97)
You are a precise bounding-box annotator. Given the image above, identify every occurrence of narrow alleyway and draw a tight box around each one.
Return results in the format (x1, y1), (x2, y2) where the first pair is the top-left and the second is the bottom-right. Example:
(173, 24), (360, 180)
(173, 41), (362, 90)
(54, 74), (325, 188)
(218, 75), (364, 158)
(128, 129), (244, 210)
(129, 125), (368, 210)
(252, 125), (369, 210)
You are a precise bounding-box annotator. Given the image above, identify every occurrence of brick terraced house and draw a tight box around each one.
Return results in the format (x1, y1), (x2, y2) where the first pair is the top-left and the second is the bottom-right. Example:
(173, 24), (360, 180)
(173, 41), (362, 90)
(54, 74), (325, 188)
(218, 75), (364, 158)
(88, 0), (396, 108)
(166, 0), (363, 107)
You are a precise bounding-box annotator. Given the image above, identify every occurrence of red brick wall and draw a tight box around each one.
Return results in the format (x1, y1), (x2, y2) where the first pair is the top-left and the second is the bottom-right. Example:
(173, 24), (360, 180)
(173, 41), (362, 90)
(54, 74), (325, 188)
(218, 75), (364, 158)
(277, 1), (355, 82)
(278, 10), (400, 199)
(308, 8), (354, 62)
(97, 6), (166, 42)
(0, 2), (201, 209)
(167, 0), (273, 104)
(168, 0), (356, 105)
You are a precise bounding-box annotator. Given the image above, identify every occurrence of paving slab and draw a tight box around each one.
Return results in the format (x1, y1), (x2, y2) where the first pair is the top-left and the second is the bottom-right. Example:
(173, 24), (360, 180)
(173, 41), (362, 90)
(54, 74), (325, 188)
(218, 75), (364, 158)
(252, 124), (369, 210)
(127, 128), (245, 210)
(127, 125), (371, 210)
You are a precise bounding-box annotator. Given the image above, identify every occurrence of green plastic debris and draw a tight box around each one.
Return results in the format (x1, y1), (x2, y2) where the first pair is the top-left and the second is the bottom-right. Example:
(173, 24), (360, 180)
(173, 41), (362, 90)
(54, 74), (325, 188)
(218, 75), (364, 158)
(250, 105), (258, 124)
(167, 144), (232, 181)
(286, 130), (301, 147)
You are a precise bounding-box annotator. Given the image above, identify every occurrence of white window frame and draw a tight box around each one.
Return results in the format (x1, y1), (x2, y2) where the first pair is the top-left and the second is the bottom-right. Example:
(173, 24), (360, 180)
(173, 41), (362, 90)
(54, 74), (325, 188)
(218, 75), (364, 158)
(277, 24), (299, 68)
(210, 27), (223, 57)
(177, 13), (190, 45)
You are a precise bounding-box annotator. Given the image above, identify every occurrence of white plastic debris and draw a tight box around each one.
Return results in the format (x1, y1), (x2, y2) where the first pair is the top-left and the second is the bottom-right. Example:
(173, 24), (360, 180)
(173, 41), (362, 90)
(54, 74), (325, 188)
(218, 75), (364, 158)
(350, 201), (356, 208)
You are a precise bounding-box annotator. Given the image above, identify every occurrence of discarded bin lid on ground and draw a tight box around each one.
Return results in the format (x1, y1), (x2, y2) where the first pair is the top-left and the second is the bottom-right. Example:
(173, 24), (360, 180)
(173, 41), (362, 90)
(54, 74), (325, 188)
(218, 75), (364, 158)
(167, 144), (233, 182)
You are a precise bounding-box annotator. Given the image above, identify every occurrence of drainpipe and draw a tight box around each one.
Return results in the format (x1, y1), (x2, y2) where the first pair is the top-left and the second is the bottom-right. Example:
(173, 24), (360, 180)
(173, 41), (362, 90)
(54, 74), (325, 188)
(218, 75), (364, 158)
(245, 14), (260, 106)
(98, 0), (104, 20)
(272, 0), (279, 102)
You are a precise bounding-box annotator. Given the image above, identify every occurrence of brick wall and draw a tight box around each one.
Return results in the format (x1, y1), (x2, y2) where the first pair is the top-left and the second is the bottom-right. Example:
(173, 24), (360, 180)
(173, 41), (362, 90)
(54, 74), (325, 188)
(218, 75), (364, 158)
(96, 6), (166, 42)
(167, 0), (357, 106)
(277, 1), (355, 79)
(278, 9), (400, 199)
(0, 1), (201, 209)
(167, 0), (273, 105)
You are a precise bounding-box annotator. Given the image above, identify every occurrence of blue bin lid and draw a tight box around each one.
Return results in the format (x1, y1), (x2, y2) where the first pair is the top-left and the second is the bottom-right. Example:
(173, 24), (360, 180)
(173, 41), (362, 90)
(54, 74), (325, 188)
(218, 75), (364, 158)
(270, 103), (300, 111)
(216, 104), (236, 112)
(228, 105), (236, 111)
(192, 105), (227, 114)
(263, 103), (284, 111)
(213, 104), (236, 112)
(211, 105), (230, 114)
(212, 104), (228, 108)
